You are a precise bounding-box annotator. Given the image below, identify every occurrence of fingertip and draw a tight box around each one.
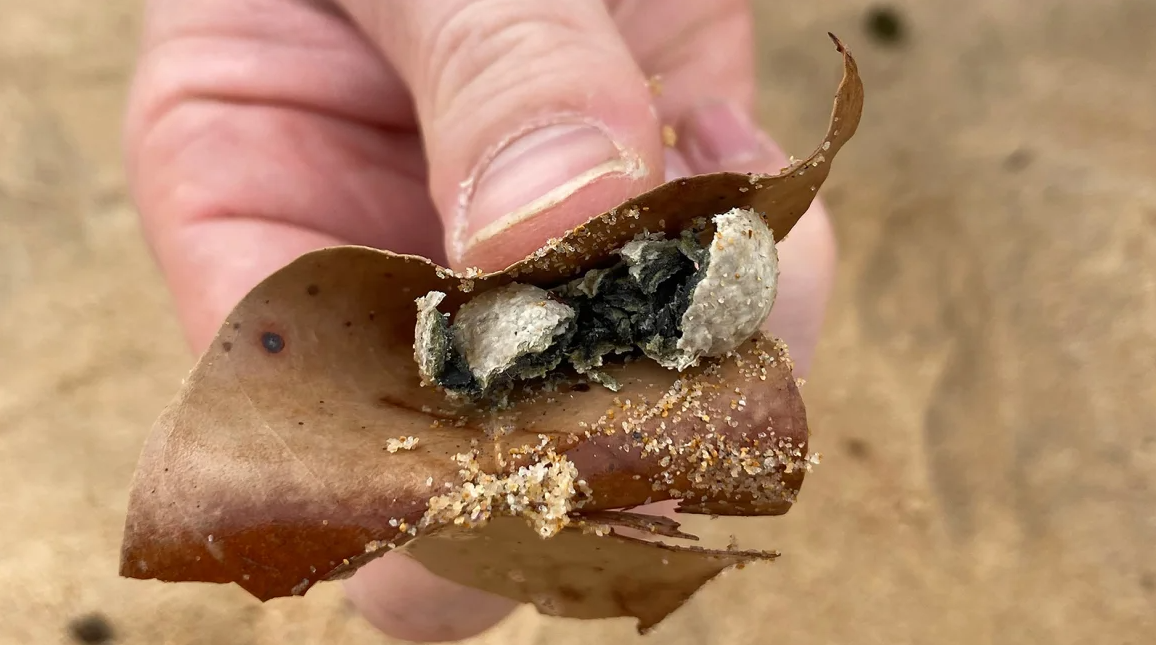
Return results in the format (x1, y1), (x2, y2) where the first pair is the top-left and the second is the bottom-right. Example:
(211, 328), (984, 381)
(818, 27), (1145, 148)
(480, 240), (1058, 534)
(664, 146), (693, 182)
(343, 553), (517, 642)
(149, 217), (347, 355)
(457, 169), (654, 272)
(763, 199), (837, 378)
(451, 103), (663, 273)
(344, 0), (666, 271)
(678, 100), (790, 173)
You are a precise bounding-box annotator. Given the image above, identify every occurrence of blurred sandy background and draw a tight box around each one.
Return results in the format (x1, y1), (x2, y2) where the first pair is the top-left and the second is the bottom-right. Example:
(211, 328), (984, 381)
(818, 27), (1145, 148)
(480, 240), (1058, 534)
(2, 1), (1154, 644)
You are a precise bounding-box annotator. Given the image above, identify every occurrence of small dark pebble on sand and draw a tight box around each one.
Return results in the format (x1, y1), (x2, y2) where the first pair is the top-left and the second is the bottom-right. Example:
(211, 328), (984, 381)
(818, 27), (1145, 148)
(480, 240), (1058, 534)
(844, 437), (871, 460)
(68, 613), (114, 644)
(1003, 148), (1034, 172)
(865, 5), (906, 45)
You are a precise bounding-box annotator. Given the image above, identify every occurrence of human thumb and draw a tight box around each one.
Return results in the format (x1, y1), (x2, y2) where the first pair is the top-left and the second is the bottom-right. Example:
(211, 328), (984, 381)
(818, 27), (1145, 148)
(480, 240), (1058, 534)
(338, 0), (666, 270)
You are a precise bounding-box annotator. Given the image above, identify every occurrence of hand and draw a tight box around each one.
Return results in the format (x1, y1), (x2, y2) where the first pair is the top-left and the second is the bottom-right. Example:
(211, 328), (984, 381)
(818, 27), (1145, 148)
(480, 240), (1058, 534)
(125, 0), (837, 640)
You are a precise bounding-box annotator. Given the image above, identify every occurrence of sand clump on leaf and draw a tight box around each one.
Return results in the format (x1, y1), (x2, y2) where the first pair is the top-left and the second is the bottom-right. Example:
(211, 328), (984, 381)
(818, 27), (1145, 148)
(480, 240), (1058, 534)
(117, 34), (864, 635)
(420, 444), (592, 539)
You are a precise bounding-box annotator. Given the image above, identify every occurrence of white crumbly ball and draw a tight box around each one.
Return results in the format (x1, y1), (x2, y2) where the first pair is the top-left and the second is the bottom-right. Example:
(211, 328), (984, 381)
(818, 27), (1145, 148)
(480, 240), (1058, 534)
(451, 283), (575, 389)
(413, 291), (448, 386)
(671, 207), (779, 369)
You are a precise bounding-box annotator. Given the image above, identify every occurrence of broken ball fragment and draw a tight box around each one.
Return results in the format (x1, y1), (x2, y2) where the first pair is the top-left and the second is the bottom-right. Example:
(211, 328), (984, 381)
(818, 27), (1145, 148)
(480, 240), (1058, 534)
(119, 33), (864, 634)
(415, 207), (781, 403)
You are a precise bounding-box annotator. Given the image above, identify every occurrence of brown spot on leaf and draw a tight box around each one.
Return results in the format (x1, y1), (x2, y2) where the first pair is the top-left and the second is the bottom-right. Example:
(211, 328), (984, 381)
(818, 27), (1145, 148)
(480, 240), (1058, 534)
(559, 585), (585, 602)
(261, 332), (285, 354)
(221, 341), (233, 353)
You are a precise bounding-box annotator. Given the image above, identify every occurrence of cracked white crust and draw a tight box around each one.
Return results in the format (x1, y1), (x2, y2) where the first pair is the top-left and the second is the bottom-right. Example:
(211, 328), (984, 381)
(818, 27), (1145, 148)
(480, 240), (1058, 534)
(671, 207), (779, 370)
(451, 283), (575, 389)
(413, 291), (448, 387)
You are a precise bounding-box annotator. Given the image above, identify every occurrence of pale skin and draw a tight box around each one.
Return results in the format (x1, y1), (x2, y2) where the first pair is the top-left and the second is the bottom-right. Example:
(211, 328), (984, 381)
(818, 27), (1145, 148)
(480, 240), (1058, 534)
(126, 0), (837, 641)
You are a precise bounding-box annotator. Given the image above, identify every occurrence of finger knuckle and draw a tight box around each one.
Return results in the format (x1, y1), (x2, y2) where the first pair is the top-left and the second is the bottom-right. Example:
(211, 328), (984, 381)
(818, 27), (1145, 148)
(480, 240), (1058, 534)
(421, 3), (593, 117)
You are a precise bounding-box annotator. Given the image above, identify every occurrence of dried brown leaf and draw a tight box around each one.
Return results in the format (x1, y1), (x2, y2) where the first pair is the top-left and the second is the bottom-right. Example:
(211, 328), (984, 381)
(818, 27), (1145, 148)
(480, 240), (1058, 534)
(573, 510), (700, 541)
(401, 517), (775, 634)
(119, 34), (863, 632)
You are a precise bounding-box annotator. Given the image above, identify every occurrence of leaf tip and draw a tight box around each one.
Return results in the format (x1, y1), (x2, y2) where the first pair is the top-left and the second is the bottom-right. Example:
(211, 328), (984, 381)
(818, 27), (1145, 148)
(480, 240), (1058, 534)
(828, 31), (848, 53)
